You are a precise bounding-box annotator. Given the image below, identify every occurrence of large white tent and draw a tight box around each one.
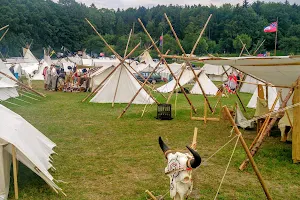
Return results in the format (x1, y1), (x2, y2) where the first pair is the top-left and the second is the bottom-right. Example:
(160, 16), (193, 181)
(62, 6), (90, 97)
(89, 65), (115, 91)
(156, 65), (200, 93)
(0, 60), (18, 101)
(239, 75), (264, 94)
(0, 105), (63, 199)
(190, 72), (219, 95)
(90, 64), (154, 104)
(201, 64), (232, 82)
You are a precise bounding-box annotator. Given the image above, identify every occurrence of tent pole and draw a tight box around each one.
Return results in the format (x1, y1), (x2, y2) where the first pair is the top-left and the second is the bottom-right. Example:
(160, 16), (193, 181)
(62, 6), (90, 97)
(238, 38), (251, 56)
(253, 39), (266, 56)
(167, 66), (186, 103)
(81, 43), (140, 102)
(112, 67), (123, 107)
(239, 44), (246, 57)
(138, 18), (197, 113)
(223, 106), (273, 200)
(164, 13), (213, 112)
(124, 29), (132, 57)
(191, 127), (198, 150)
(0, 28), (9, 42)
(240, 86), (294, 170)
(0, 71), (46, 97)
(292, 77), (300, 163)
(221, 65), (247, 112)
(0, 25), (9, 31)
(12, 145), (19, 199)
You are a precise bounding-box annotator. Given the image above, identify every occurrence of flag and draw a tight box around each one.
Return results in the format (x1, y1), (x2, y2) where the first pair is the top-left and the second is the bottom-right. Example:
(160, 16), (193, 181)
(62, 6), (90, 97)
(264, 22), (277, 33)
(50, 50), (55, 57)
(159, 33), (163, 47)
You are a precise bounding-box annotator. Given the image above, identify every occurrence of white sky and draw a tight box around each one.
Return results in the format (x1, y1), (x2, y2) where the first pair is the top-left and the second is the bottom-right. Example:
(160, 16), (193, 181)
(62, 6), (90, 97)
(66, 0), (299, 9)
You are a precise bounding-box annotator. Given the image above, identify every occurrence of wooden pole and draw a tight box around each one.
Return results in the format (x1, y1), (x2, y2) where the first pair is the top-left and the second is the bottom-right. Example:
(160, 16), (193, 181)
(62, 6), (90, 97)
(112, 67), (123, 107)
(239, 44), (246, 57)
(240, 86), (295, 170)
(238, 38), (251, 56)
(134, 40), (158, 61)
(253, 39), (266, 56)
(175, 88), (178, 117)
(164, 13), (213, 112)
(221, 65), (247, 112)
(0, 71), (46, 97)
(204, 99), (207, 124)
(0, 28), (9, 42)
(223, 106), (273, 200)
(124, 29), (132, 57)
(266, 84), (269, 108)
(280, 93), (293, 129)
(82, 43), (140, 102)
(292, 77), (300, 163)
(145, 190), (157, 200)
(274, 18), (278, 56)
(138, 18), (197, 113)
(12, 145), (19, 199)
(237, 80), (291, 89)
(0, 25), (9, 31)
(166, 64), (186, 103)
(191, 127), (198, 150)
(117, 50), (170, 118)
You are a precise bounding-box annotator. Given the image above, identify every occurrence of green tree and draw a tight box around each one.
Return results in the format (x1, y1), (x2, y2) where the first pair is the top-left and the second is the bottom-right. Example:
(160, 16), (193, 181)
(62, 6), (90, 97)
(233, 34), (252, 52)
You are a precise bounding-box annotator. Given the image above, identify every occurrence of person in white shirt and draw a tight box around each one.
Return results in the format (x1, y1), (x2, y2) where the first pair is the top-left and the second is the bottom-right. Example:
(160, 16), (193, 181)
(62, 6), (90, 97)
(50, 65), (58, 91)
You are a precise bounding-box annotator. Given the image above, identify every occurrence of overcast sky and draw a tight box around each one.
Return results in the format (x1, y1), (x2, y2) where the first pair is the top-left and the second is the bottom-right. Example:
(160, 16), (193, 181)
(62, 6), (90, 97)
(65, 0), (299, 9)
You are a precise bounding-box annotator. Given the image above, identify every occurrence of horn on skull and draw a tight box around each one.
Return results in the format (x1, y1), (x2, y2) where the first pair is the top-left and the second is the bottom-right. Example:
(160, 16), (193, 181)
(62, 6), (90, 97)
(159, 137), (171, 157)
(186, 146), (202, 169)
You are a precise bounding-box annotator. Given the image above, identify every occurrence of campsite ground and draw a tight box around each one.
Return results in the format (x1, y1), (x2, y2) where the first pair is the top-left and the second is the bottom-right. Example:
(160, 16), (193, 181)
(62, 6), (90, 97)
(2, 81), (299, 200)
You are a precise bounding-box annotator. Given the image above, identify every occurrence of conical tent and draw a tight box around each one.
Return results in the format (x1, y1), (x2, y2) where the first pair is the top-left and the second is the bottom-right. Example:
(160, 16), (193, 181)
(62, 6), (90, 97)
(139, 50), (156, 67)
(240, 75), (263, 94)
(90, 66), (114, 91)
(0, 105), (63, 199)
(201, 64), (232, 82)
(90, 65), (154, 104)
(156, 65), (200, 93)
(190, 72), (218, 95)
(32, 60), (49, 80)
(247, 86), (280, 110)
(23, 48), (39, 63)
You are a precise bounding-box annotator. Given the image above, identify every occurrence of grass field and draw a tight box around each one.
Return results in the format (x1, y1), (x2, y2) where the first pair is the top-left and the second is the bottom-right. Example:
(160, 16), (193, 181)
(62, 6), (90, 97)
(2, 81), (299, 200)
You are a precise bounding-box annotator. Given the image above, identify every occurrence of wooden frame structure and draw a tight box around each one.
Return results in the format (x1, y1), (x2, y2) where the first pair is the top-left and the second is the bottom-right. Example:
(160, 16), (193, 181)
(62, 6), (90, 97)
(190, 99), (221, 124)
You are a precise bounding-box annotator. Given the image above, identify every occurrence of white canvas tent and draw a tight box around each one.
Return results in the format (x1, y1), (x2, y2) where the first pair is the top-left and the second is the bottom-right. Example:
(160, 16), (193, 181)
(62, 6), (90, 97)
(32, 60), (49, 80)
(201, 64), (232, 82)
(247, 86), (280, 110)
(139, 50), (156, 67)
(0, 105), (63, 199)
(158, 62), (182, 81)
(89, 65), (114, 91)
(240, 75), (264, 94)
(190, 72), (219, 95)
(90, 64), (154, 104)
(23, 48), (39, 63)
(0, 60), (18, 101)
(156, 65), (200, 93)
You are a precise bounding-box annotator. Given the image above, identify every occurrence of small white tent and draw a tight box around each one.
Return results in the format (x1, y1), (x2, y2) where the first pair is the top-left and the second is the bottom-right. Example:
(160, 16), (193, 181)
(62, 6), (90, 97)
(0, 105), (63, 199)
(156, 65), (200, 93)
(190, 72), (219, 95)
(90, 64), (154, 104)
(139, 50), (156, 67)
(247, 86), (280, 110)
(23, 48), (39, 63)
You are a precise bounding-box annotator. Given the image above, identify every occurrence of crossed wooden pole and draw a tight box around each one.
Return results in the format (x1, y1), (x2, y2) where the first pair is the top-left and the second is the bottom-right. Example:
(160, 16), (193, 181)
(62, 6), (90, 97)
(164, 13), (213, 112)
(138, 18), (197, 113)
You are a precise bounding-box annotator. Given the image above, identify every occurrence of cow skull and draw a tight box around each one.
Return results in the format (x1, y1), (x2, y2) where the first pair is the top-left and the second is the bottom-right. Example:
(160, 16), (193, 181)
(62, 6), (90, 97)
(159, 137), (201, 200)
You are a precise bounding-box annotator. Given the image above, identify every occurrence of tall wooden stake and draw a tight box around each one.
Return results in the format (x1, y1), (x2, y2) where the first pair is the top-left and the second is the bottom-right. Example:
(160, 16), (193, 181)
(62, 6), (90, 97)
(0, 28), (9, 42)
(253, 39), (266, 55)
(138, 18), (197, 113)
(124, 29), (132, 57)
(0, 25), (9, 31)
(292, 77), (300, 163)
(12, 145), (19, 199)
(164, 13), (213, 112)
(224, 106), (273, 200)
(274, 17), (278, 56)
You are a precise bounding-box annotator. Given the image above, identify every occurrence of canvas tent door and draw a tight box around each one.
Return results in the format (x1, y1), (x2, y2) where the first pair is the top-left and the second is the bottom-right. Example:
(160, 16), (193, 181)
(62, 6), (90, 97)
(90, 66), (114, 91)
(0, 139), (11, 200)
(90, 65), (154, 104)
(190, 72), (219, 95)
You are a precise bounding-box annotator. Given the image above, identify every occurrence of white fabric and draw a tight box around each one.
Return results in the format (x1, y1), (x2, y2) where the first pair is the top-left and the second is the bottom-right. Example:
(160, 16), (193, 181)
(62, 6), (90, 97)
(240, 75), (264, 94)
(23, 48), (39, 63)
(158, 62), (182, 80)
(157, 66), (200, 93)
(139, 51), (156, 67)
(90, 66), (114, 91)
(19, 63), (39, 76)
(247, 86), (280, 110)
(93, 58), (119, 67)
(203, 56), (300, 87)
(201, 64), (232, 82)
(90, 65), (154, 104)
(0, 105), (62, 198)
(235, 104), (254, 129)
(32, 60), (49, 80)
(82, 59), (93, 66)
(190, 72), (218, 95)
(0, 142), (11, 200)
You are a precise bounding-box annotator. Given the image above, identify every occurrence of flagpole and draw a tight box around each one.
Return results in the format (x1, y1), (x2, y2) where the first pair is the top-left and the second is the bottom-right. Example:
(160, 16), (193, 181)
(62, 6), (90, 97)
(274, 17), (278, 56)
(162, 32), (164, 53)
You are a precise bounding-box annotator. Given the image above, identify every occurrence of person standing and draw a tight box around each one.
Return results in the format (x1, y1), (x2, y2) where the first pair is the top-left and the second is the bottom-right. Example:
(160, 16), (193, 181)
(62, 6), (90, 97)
(43, 66), (48, 90)
(46, 65), (52, 90)
(51, 64), (58, 91)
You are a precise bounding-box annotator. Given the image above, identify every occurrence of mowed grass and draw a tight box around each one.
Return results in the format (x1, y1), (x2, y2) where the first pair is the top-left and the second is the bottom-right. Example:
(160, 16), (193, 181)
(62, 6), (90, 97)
(2, 81), (299, 200)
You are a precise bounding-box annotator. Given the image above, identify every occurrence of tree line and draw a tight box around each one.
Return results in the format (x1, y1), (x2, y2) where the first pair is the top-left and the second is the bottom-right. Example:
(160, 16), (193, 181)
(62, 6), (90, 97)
(0, 0), (300, 58)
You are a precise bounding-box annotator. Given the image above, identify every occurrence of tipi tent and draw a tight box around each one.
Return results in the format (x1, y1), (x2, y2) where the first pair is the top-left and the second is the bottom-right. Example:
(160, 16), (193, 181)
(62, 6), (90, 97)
(0, 105), (63, 199)
(190, 72), (219, 95)
(90, 64), (154, 104)
(201, 64), (232, 82)
(23, 48), (39, 63)
(89, 65), (115, 91)
(247, 86), (280, 110)
(240, 75), (263, 94)
(139, 50), (156, 67)
(32, 60), (49, 80)
(156, 65), (200, 93)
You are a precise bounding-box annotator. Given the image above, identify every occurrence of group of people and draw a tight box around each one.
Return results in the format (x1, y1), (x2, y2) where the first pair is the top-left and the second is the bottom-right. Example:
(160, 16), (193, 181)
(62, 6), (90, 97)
(42, 64), (90, 92)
